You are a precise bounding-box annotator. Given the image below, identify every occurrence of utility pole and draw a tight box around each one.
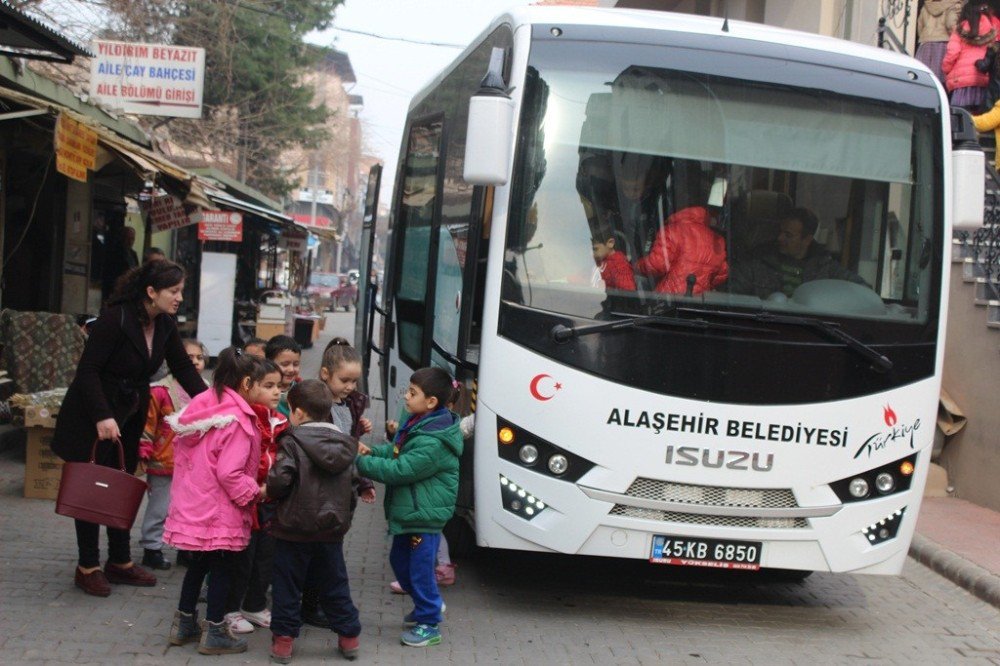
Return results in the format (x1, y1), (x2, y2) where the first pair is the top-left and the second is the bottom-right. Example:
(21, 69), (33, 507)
(308, 165), (320, 282)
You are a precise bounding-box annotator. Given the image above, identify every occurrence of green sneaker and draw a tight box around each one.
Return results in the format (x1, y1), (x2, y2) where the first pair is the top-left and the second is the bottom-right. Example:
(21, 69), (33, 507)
(400, 623), (441, 647)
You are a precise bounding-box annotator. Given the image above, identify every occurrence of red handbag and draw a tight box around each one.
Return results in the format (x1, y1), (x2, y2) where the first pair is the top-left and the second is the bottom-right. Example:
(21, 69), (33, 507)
(55, 439), (148, 530)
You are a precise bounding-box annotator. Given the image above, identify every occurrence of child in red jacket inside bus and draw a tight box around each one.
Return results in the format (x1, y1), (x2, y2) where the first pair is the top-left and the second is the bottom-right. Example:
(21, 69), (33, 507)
(591, 222), (636, 292)
(635, 205), (728, 296)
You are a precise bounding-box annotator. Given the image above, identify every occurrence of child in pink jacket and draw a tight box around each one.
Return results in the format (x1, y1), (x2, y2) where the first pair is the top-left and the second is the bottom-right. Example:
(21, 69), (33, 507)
(163, 348), (271, 656)
(942, 3), (997, 113)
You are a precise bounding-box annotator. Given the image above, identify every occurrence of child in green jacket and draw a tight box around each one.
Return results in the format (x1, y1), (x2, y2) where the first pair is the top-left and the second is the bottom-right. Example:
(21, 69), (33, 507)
(356, 367), (463, 648)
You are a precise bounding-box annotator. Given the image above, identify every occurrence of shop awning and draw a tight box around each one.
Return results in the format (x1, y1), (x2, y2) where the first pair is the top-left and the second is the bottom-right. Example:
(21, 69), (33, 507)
(291, 214), (341, 241)
(0, 1), (92, 63)
(0, 84), (210, 208)
(206, 188), (297, 228)
(97, 131), (211, 209)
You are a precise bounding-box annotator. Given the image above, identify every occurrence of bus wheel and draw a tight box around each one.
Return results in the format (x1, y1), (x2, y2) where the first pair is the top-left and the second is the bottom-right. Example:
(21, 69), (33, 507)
(443, 514), (477, 559)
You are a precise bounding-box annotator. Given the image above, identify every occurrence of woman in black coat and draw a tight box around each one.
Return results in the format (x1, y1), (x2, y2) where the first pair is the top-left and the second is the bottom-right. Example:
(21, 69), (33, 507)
(52, 260), (207, 597)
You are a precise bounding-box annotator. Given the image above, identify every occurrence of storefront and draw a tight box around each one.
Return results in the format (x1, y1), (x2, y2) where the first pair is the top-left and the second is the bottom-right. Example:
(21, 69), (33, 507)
(0, 68), (207, 318)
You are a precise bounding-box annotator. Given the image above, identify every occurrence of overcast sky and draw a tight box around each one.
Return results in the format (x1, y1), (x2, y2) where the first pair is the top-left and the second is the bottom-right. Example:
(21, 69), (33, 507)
(311, 0), (536, 205)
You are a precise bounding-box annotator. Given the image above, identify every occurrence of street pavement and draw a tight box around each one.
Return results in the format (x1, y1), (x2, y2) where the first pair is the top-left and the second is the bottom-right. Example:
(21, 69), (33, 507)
(0, 311), (998, 664)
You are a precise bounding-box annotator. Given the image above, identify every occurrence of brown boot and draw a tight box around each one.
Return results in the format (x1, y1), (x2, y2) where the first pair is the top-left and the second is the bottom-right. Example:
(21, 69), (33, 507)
(105, 561), (157, 586)
(75, 567), (111, 597)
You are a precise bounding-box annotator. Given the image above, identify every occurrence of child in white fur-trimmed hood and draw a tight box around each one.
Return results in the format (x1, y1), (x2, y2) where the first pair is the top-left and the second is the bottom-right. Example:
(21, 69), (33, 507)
(163, 347), (272, 655)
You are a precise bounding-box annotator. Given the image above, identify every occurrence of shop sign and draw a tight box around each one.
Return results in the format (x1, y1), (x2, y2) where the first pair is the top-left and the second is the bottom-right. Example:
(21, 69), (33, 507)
(89, 40), (206, 119)
(148, 194), (194, 232)
(282, 227), (307, 253)
(54, 114), (97, 183)
(198, 210), (243, 242)
(292, 213), (333, 228)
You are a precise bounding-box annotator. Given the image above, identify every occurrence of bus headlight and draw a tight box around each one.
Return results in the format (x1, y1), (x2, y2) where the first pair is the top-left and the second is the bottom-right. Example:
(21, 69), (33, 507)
(829, 454), (916, 503)
(875, 472), (895, 494)
(495, 416), (595, 481)
(848, 477), (869, 498)
(518, 444), (539, 465)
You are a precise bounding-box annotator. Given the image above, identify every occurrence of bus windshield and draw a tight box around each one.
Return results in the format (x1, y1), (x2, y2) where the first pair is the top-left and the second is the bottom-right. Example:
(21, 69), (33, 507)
(502, 40), (942, 333)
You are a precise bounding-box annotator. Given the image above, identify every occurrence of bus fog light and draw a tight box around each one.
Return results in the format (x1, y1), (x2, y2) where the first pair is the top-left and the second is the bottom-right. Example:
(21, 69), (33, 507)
(499, 475), (547, 521)
(875, 473), (895, 494)
(848, 477), (869, 498)
(548, 454), (568, 475)
(862, 507), (906, 546)
(518, 444), (539, 465)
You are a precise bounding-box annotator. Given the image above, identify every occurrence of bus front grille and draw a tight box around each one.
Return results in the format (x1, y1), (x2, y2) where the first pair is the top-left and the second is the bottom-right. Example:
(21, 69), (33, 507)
(609, 505), (809, 529)
(625, 478), (798, 509)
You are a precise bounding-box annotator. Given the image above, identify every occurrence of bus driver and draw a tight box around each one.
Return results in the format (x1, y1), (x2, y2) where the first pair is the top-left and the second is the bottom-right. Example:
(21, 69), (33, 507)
(728, 207), (868, 300)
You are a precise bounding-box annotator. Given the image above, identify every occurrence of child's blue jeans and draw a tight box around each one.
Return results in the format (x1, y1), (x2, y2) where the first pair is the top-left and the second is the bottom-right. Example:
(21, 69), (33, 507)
(390, 533), (442, 624)
(271, 538), (360, 638)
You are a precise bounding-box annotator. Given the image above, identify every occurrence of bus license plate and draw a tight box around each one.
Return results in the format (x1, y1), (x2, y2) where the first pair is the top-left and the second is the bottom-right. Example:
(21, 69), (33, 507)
(650, 535), (762, 570)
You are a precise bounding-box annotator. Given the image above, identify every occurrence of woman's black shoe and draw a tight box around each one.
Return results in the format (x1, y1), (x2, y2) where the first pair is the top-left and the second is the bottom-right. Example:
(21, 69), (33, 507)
(141, 549), (172, 570)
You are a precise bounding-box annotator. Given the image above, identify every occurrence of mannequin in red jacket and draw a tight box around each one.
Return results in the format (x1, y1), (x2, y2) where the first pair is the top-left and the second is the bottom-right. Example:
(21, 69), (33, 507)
(635, 206), (728, 295)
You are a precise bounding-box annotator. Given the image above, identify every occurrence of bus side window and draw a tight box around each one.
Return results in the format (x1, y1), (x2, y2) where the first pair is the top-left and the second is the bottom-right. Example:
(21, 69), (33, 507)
(394, 120), (444, 368)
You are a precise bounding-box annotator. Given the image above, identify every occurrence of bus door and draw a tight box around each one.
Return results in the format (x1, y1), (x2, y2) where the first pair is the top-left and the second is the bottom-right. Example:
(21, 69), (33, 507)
(383, 118), (447, 420)
(354, 164), (382, 395)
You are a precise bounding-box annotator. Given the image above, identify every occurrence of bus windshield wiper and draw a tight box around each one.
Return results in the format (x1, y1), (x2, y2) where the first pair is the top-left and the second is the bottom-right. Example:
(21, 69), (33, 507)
(676, 307), (893, 372)
(550, 313), (772, 343)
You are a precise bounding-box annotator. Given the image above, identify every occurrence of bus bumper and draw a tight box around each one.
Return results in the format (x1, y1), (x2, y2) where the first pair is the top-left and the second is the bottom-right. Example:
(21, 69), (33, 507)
(476, 459), (921, 575)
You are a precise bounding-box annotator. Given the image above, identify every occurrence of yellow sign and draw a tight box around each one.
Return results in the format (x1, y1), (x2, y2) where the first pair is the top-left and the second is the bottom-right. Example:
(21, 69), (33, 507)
(55, 114), (98, 183)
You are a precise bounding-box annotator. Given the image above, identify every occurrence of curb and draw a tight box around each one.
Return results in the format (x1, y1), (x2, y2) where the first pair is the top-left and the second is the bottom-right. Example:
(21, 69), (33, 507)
(909, 533), (1000, 609)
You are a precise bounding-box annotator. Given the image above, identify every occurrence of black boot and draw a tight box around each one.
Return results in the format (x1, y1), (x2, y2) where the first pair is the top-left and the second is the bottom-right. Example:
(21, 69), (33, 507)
(301, 587), (329, 628)
(142, 548), (172, 571)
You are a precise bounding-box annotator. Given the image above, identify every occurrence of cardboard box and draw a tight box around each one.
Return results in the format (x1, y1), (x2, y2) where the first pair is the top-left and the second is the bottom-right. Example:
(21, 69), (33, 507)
(256, 320), (286, 340)
(24, 404), (58, 428)
(24, 427), (63, 500)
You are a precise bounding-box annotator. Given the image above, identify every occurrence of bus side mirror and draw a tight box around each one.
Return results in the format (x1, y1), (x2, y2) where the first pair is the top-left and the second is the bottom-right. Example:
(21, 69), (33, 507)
(463, 47), (514, 186)
(951, 108), (985, 231)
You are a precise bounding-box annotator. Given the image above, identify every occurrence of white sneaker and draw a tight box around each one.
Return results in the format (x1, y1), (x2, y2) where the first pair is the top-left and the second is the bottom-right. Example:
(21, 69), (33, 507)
(224, 611), (254, 634)
(240, 607), (271, 628)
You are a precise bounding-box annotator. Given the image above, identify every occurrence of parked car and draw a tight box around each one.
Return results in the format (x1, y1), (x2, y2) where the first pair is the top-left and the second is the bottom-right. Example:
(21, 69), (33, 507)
(308, 271), (360, 311)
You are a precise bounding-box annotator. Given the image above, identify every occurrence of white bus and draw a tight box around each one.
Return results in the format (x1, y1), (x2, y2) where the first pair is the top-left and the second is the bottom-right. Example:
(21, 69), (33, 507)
(360, 7), (984, 575)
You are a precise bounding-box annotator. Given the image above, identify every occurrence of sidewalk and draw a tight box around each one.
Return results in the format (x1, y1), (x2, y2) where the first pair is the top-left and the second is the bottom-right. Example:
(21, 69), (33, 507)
(912, 496), (1000, 608)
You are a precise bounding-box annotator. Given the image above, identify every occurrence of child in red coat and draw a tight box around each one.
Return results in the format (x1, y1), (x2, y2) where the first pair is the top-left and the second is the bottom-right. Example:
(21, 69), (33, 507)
(591, 224), (636, 292)
(223, 359), (287, 634)
(138, 339), (207, 571)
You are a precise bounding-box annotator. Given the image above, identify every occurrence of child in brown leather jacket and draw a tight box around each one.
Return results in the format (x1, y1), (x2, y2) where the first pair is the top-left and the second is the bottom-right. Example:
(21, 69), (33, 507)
(266, 380), (361, 662)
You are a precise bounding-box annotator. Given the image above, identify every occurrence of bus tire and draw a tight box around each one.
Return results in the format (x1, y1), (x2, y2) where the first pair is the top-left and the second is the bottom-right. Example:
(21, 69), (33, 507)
(443, 514), (478, 559)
